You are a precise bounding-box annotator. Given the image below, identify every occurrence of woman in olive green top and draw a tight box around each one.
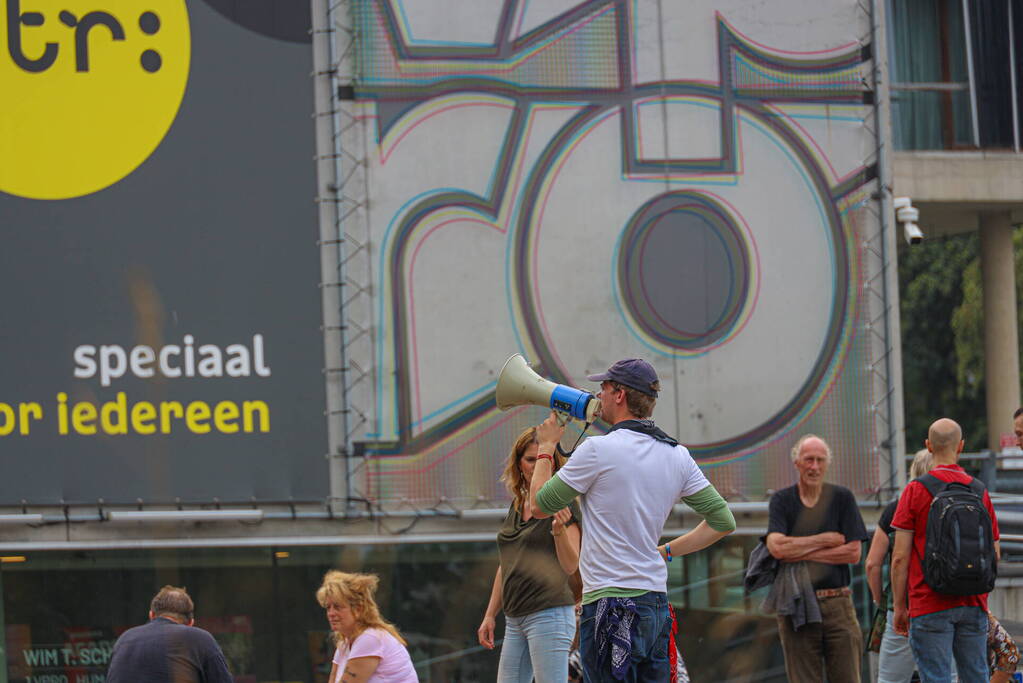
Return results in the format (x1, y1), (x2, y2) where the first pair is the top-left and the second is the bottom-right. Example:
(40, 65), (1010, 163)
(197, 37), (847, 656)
(477, 426), (582, 683)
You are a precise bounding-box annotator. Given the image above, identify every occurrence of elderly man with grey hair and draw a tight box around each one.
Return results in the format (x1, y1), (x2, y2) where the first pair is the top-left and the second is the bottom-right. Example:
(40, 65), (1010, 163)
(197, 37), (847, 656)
(765, 434), (868, 683)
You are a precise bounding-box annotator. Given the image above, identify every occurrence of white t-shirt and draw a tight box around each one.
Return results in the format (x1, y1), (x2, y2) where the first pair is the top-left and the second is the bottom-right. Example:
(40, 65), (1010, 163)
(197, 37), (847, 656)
(332, 628), (418, 683)
(556, 429), (710, 594)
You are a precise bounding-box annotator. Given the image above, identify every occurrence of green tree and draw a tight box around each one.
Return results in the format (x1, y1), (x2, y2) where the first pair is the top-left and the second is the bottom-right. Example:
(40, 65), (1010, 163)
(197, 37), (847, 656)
(950, 227), (1023, 446)
(899, 227), (1023, 453)
(898, 232), (983, 450)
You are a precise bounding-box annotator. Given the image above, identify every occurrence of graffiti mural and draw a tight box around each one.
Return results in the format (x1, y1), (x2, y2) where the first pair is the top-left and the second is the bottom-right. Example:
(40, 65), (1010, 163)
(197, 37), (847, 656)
(341, 0), (884, 505)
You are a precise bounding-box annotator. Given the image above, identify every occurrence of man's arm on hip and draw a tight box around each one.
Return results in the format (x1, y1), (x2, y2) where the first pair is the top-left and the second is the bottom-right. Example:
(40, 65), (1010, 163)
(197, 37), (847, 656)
(681, 484), (735, 532)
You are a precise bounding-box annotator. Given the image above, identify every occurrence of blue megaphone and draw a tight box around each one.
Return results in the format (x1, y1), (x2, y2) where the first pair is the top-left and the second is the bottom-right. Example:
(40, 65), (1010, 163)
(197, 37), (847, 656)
(495, 354), (600, 423)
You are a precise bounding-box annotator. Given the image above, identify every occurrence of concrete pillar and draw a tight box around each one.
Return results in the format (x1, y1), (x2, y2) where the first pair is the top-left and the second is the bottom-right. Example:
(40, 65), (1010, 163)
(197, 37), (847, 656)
(979, 211), (1021, 452)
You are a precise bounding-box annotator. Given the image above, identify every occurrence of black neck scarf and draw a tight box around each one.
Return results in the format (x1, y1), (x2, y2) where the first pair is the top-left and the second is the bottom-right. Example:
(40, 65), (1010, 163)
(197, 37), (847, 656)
(607, 419), (678, 447)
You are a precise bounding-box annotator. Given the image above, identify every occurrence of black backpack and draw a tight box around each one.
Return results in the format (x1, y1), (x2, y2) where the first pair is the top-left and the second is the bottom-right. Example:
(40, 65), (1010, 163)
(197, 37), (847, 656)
(916, 473), (997, 596)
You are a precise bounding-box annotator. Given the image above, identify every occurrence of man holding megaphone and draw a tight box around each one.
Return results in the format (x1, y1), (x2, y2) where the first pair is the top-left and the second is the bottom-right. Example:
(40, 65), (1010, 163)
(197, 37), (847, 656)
(526, 358), (736, 683)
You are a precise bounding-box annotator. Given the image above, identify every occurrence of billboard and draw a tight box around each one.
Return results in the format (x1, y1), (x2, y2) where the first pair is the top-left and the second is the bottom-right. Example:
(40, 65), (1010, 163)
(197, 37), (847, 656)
(0, 1), (328, 503)
(335, 0), (891, 505)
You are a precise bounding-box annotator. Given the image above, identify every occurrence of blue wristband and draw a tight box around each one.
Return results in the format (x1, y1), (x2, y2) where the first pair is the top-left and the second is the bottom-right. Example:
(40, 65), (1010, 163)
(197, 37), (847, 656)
(664, 544), (672, 562)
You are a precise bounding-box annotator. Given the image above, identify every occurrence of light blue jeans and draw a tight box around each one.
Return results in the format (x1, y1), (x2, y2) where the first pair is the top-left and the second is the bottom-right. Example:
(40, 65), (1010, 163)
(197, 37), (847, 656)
(498, 604), (575, 683)
(878, 610), (915, 683)
(909, 605), (988, 683)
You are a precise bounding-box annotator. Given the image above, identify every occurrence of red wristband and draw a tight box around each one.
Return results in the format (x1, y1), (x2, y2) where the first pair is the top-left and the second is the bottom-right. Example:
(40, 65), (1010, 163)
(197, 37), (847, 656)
(536, 453), (554, 464)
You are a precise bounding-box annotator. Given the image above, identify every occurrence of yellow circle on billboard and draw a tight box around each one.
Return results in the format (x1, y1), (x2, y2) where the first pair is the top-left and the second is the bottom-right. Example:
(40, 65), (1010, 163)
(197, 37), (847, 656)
(1, 0), (190, 200)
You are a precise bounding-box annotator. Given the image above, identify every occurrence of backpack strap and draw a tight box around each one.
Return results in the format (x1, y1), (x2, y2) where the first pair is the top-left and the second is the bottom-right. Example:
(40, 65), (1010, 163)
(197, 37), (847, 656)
(966, 477), (987, 498)
(915, 473), (946, 498)
(909, 475), (942, 570)
(916, 472), (987, 498)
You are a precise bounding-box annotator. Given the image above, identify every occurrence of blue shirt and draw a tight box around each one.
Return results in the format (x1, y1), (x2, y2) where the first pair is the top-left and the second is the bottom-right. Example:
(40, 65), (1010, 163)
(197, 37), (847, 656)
(106, 617), (232, 683)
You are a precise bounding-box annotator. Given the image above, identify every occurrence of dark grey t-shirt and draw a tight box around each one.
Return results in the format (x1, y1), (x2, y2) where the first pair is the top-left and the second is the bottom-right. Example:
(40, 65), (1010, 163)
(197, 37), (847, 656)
(106, 617), (232, 683)
(498, 500), (581, 617)
(767, 483), (868, 590)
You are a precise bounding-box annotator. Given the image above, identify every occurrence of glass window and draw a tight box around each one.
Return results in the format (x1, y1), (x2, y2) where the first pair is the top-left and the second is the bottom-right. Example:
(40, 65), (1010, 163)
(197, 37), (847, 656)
(888, 0), (1023, 150)
(0, 539), (872, 682)
(888, 0), (973, 149)
(0, 544), (503, 683)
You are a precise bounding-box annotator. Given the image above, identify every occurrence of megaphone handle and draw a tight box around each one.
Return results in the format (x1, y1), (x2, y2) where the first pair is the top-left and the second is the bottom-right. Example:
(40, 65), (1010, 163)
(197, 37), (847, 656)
(554, 412), (568, 427)
(556, 422), (591, 460)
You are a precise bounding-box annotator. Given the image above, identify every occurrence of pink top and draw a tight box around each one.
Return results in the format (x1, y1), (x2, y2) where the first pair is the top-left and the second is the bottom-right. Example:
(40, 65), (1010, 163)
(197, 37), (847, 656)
(332, 628), (418, 683)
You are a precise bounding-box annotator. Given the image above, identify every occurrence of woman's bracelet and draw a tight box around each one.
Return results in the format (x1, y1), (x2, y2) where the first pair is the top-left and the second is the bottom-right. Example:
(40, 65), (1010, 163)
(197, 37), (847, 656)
(537, 453), (554, 464)
(664, 544), (673, 562)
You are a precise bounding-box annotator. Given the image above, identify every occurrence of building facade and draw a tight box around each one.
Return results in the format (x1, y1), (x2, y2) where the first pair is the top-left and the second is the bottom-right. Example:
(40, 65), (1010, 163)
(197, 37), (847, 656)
(1, 0), (1018, 681)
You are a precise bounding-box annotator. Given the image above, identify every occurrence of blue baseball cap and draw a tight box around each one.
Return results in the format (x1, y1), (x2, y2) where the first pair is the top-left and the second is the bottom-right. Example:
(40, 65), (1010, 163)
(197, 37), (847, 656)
(586, 359), (659, 397)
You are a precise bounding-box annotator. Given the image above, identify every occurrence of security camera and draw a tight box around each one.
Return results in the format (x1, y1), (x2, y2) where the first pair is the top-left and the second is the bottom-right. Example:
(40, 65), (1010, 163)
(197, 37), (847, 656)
(903, 222), (924, 245)
(893, 197), (924, 246)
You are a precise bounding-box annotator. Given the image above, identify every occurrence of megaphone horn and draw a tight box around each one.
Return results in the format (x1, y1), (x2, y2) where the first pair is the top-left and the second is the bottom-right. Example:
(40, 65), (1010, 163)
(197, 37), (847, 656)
(495, 354), (600, 423)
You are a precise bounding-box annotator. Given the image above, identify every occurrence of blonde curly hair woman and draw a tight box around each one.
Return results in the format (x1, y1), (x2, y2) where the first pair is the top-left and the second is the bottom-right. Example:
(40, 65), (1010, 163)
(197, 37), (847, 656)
(317, 571), (418, 683)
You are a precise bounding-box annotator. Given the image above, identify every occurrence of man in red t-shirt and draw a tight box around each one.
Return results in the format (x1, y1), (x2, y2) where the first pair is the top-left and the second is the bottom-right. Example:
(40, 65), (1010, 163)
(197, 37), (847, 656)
(891, 418), (1000, 683)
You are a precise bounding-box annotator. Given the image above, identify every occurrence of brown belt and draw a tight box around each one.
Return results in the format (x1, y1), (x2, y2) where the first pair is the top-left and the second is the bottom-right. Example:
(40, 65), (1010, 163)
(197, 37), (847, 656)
(815, 587), (852, 599)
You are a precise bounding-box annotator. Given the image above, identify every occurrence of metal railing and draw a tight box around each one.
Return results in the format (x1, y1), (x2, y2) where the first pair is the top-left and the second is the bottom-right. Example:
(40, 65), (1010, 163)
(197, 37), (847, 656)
(905, 450), (1023, 494)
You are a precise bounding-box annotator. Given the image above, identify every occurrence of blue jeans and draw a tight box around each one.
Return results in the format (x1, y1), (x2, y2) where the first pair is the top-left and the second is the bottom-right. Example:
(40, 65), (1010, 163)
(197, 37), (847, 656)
(878, 610), (915, 683)
(498, 604), (575, 683)
(909, 606), (988, 683)
(579, 592), (671, 683)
